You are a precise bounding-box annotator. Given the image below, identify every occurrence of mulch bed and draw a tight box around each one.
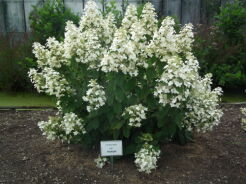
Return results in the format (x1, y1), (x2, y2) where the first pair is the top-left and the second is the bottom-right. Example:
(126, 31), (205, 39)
(0, 104), (245, 184)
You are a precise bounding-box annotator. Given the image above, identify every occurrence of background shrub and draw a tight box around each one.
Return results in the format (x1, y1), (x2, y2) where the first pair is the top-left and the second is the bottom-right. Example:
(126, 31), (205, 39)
(0, 34), (34, 92)
(29, 0), (79, 44)
(194, 0), (246, 90)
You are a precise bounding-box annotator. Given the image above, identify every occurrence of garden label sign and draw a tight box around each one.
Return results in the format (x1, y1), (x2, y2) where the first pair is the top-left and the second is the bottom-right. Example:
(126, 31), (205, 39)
(100, 140), (123, 156)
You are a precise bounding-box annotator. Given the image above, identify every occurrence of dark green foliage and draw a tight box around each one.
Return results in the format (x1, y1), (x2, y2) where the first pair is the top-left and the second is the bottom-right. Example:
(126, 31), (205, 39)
(29, 0), (79, 44)
(194, 0), (246, 90)
(215, 0), (246, 44)
(0, 34), (35, 92)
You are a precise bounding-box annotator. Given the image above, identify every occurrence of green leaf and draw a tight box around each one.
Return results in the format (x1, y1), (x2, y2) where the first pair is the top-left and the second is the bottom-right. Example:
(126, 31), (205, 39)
(113, 130), (120, 139)
(124, 142), (137, 155)
(126, 78), (136, 91)
(171, 109), (185, 128)
(113, 103), (122, 114)
(106, 92), (114, 105)
(164, 120), (178, 137)
(146, 67), (156, 81)
(147, 56), (157, 65)
(156, 107), (169, 128)
(123, 126), (130, 138)
(138, 85), (149, 100)
(107, 111), (114, 122)
(146, 95), (156, 109)
(138, 133), (153, 142)
(87, 110), (99, 119)
(111, 121), (124, 130)
(115, 88), (124, 102)
(154, 131), (169, 142)
(86, 119), (99, 131)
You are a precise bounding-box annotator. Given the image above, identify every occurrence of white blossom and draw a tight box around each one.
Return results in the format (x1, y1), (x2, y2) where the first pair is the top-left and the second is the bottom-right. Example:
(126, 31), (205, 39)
(140, 2), (158, 36)
(121, 4), (138, 30)
(33, 37), (68, 69)
(82, 79), (106, 112)
(63, 1), (115, 69)
(177, 23), (194, 53)
(28, 68), (45, 93)
(154, 54), (199, 108)
(38, 116), (61, 141)
(135, 143), (161, 174)
(38, 113), (86, 143)
(64, 21), (81, 59)
(100, 3), (155, 76)
(28, 67), (71, 98)
(147, 16), (178, 60)
(61, 112), (86, 135)
(123, 104), (148, 127)
(94, 156), (108, 168)
(183, 74), (223, 132)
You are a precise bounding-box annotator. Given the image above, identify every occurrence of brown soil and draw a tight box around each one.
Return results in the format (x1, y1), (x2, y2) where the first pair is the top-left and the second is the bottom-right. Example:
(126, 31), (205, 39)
(0, 104), (246, 184)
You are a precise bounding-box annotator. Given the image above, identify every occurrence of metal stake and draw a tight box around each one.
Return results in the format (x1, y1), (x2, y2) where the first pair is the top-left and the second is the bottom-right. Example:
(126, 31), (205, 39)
(110, 156), (114, 173)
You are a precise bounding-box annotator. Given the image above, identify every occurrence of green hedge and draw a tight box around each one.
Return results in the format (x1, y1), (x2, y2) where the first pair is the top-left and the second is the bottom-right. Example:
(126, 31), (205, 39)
(194, 0), (246, 90)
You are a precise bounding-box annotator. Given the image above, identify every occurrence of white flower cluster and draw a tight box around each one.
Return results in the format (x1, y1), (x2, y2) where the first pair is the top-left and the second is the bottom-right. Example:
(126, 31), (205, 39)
(177, 24), (194, 53)
(241, 108), (246, 131)
(61, 112), (86, 136)
(30, 1), (117, 104)
(28, 68), (45, 93)
(134, 143), (161, 174)
(183, 74), (223, 132)
(147, 17), (194, 58)
(94, 156), (108, 168)
(154, 54), (199, 108)
(122, 104), (148, 127)
(38, 112), (86, 143)
(82, 79), (106, 112)
(140, 3), (158, 35)
(101, 3), (157, 76)
(64, 1), (115, 69)
(147, 17), (197, 109)
(147, 17), (200, 109)
(28, 67), (71, 98)
(38, 116), (61, 141)
(147, 17), (179, 60)
(33, 37), (68, 69)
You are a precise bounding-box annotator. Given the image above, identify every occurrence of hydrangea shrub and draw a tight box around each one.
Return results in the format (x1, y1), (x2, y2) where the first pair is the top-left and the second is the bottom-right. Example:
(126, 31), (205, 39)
(29, 1), (223, 173)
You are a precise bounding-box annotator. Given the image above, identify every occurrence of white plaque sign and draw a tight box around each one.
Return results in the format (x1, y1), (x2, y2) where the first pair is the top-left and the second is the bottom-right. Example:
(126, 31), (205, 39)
(100, 140), (123, 156)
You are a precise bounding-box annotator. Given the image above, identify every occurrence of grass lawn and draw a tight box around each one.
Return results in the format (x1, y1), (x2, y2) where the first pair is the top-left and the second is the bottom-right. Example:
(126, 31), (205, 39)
(0, 92), (56, 107)
(222, 91), (246, 103)
(0, 91), (245, 107)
